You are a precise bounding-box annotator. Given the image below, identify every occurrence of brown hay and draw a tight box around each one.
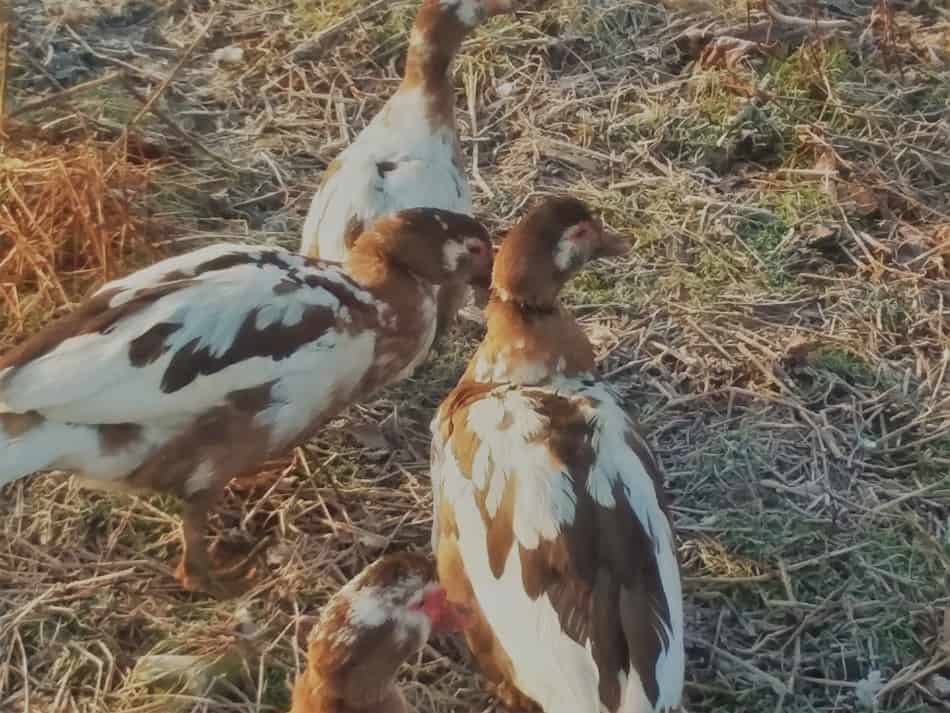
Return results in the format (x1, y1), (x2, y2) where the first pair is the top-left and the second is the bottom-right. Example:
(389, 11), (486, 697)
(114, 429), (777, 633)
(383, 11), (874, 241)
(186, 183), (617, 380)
(0, 131), (159, 348)
(1, 1), (949, 712)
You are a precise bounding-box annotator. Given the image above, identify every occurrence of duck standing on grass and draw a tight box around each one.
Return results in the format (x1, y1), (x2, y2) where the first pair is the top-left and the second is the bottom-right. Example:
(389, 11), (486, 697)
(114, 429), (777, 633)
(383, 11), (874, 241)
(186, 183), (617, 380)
(430, 197), (686, 713)
(300, 0), (515, 340)
(0, 208), (492, 599)
(290, 551), (471, 713)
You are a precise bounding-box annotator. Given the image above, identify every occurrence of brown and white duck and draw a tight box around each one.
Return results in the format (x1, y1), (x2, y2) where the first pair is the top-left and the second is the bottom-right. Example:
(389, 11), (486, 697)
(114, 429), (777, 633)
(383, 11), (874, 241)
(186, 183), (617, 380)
(290, 551), (471, 713)
(0, 208), (492, 598)
(300, 0), (515, 338)
(429, 197), (686, 713)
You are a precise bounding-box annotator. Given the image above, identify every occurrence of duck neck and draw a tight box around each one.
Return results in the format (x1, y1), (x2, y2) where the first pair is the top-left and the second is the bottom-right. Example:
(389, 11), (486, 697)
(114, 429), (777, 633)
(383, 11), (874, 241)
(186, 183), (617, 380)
(346, 235), (431, 299)
(465, 290), (596, 386)
(345, 237), (439, 388)
(400, 3), (468, 125)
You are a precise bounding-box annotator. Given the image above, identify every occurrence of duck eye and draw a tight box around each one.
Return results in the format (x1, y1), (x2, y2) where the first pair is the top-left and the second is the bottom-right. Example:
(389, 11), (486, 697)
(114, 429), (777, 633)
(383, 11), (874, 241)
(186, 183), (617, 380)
(466, 240), (486, 256)
(568, 223), (594, 241)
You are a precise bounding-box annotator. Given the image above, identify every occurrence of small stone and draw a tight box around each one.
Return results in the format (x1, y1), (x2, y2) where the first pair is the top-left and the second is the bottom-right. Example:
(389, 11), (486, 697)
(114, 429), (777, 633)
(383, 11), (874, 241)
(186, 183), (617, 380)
(932, 674), (950, 699)
(212, 46), (244, 66)
(855, 670), (884, 708)
(496, 81), (516, 98)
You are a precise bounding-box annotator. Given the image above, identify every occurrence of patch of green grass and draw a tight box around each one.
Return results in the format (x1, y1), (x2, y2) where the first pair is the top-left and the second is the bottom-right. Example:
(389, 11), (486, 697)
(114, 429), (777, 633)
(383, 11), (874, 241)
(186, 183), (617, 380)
(367, 3), (415, 48)
(633, 74), (740, 166)
(562, 255), (659, 310)
(905, 71), (950, 116)
(771, 42), (852, 94)
(769, 41), (858, 130)
(715, 509), (832, 564)
(768, 184), (836, 226)
(738, 218), (796, 289)
(809, 346), (874, 385)
(692, 425), (940, 696)
(916, 439), (950, 485)
(568, 269), (616, 301)
(260, 664), (293, 710)
(662, 216), (802, 301)
(293, 0), (413, 54)
(615, 69), (790, 170)
(78, 496), (119, 535)
(74, 85), (142, 125)
(859, 525), (944, 595)
(860, 288), (917, 335)
(293, 0), (352, 32)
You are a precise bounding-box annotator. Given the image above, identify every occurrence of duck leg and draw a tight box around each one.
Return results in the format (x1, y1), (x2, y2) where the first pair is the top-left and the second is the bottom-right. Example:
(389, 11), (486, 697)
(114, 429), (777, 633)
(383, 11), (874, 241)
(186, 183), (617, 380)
(175, 492), (255, 599)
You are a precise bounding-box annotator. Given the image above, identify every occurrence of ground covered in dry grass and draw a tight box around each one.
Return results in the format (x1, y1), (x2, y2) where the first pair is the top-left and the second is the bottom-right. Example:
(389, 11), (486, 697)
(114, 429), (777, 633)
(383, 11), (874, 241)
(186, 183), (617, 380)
(1, 0), (949, 711)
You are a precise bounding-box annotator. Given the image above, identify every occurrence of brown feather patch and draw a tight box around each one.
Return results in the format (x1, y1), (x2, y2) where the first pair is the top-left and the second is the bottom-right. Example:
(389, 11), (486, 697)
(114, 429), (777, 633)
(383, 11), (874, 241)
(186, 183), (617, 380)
(97, 423), (144, 455)
(0, 410), (43, 437)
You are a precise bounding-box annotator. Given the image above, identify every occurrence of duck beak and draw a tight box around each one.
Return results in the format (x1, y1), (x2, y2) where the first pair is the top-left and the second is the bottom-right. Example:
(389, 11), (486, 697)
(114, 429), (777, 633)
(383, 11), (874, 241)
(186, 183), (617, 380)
(592, 231), (630, 259)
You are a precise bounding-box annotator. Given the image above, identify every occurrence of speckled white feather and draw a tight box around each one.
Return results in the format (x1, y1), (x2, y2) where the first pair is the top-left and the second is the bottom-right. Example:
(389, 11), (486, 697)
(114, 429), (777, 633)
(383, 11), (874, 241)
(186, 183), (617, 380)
(435, 438), (600, 713)
(0, 250), (376, 425)
(465, 392), (575, 546)
(431, 379), (685, 713)
(0, 245), (414, 490)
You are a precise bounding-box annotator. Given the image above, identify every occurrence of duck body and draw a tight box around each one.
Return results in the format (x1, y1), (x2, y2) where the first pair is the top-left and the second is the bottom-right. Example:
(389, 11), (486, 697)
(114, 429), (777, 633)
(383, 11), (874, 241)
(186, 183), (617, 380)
(432, 376), (684, 713)
(2, 245), (419, 488)
(430, 197), (685, 713)
(301, 0), (513, 337)
(1, 208), (492, 596)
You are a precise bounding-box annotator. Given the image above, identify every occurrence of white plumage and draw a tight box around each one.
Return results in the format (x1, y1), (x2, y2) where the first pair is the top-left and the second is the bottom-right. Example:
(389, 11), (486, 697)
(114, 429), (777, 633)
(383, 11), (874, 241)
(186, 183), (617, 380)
(298, 0), (515, 338)
(300, 89), (472, 262)
(1, 245), (376, 427)
(431, 380), (685, 713)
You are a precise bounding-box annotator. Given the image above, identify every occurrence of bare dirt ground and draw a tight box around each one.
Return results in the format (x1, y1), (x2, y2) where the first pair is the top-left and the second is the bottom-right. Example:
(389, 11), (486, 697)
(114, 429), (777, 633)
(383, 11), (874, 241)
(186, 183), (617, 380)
(1, 1), (949, 711)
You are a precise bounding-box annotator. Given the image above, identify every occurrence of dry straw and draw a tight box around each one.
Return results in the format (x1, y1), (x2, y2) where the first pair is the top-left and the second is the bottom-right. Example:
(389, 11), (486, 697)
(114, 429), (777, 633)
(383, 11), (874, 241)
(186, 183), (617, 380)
(1, 0), (949, 712)
(0, 130), (159, 349)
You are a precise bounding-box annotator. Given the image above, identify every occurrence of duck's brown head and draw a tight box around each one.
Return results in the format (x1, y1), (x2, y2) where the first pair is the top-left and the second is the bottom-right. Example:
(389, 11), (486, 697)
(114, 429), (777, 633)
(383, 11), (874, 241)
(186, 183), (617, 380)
(415, 0), (515, 34)
(491, 196), (629, 308)
(351, 208), (492, 287)
(331, 551), (471, 639)
(307, 552), (470, 676)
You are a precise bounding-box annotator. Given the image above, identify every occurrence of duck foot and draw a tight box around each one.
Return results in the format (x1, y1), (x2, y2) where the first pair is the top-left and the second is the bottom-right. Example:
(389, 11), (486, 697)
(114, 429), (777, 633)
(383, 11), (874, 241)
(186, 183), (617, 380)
(175, 511), (270, 599)
(175, 559), (254, 599)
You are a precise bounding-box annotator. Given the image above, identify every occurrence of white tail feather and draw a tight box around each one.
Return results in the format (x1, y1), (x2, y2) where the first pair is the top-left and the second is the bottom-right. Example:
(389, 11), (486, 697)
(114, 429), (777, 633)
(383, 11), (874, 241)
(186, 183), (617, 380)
(0, 417), (91, 486)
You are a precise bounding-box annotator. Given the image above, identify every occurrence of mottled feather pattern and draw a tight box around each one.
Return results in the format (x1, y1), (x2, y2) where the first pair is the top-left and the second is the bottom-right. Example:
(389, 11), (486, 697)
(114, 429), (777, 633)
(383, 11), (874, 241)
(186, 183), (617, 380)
(0, 244), (392, 492)
(0, 245), (380, 427)
(431, 377), (685, 713)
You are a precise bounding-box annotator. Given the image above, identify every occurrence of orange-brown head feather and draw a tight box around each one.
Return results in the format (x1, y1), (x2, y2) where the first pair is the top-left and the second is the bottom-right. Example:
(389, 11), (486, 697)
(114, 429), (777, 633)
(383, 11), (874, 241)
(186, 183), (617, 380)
(465, 196), (628, 385)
